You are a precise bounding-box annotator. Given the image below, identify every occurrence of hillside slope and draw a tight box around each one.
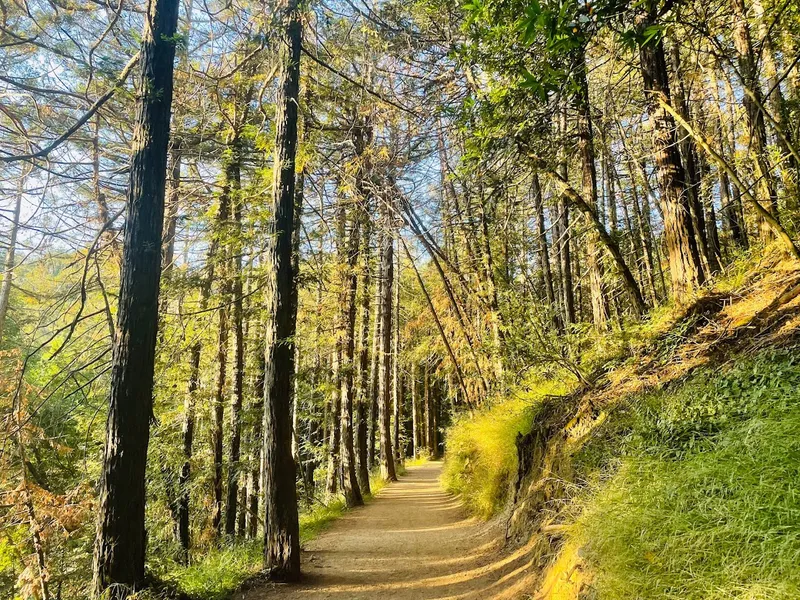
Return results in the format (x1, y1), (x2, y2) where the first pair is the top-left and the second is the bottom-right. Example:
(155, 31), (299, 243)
(446, 252), (800, 599)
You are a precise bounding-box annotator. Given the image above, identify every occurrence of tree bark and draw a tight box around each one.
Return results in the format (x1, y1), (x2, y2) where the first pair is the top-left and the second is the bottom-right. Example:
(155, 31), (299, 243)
(354, 208), (372, 494)
(367, 252), (382, 471)
(659, 99), (800, 258)
(159, 143), (180, 325)
(376, 220), (397, 481)
(423, 365), (430, 452)
(636, 7), (705, 301)
(247, 348), (265, 539)
(92, 0), (180, 591)
(667, 36), (718, 277)
(752, 0), (799, 197)
(573, 48), (611, 328)
(262, 0), (302, 580)
(556, 108), (576, 325)
(730, 0), (778, 239)
(0, 167), (27, 346)
(325, 350), (341, 494)
(211, 161), (234, 537)
(225, 140), (245, 537)
(392, 249), (402, 463)
(626, 160), (659, 304)
(531, 174), (561, 330)
(337, 203), (364, 507)
(411, 366), (420, 456)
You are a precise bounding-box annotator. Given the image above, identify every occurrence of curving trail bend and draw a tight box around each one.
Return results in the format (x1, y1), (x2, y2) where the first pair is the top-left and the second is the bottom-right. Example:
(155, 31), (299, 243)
(241, 461), (541, 600)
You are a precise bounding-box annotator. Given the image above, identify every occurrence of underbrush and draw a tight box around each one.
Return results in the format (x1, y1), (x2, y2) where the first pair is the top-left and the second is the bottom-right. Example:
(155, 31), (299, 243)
(442, 378), (568, 517)
(571, 350), (800, 599)
(158, 541), (263, 600)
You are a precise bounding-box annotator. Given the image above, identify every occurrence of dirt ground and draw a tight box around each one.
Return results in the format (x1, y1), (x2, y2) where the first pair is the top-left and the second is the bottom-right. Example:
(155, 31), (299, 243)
(239, 462), (543, 600)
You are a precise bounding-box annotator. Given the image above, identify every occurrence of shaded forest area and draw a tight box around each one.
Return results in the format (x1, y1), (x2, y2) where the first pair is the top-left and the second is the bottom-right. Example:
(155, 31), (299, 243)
(1, 0), (800, 597)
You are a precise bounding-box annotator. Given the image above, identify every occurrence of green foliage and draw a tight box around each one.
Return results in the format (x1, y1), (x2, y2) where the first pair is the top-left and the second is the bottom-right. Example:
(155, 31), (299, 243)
(443, 377), (569, 517)
(572, 350), (800, 599)
(299, 499), (347, 545)
(160, 542), (263, 600)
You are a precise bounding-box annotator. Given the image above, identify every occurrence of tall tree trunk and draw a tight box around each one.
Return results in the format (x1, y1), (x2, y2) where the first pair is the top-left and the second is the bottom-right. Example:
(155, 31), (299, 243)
(627, 161), (659, 304)
(262, 0), (302, 580)
(376, 219), (397, 481)
(601, 134), (617, 234)
(92, 0), (180, 591)
(175, 204), (222, 559)
(636, 5), (705, 301)
(411, 366), (420, 456)
(556, 108), (576, 325)
(0, 167), (27, 346)
(325, 350), (341, 494)
(176, 253), (214, 561)
(423, 365), (430, 452)
(573, 48), (610, 329)
(211, 168), (233, 537)
(291, 156), (306, 490)
(425, 370), (437, 458)
(730, 0), (778, 239)
(532, 174), (560, 330)
(667, 37), (718, 277)
(659, 95), (800, 257)
(13, 399), (51, 600)
(707, 66), (748, 249)
(431, 383), (440, 459)
(392, 249), (402, 463)
(752, 0), (799, 197)
(354, 209), (372, 494)
(540, 166), (649, 315)
(160, 143), (180, 319)
(247, 348), (265, 539)
(477, 194), (505, 382)
(337, 203), (364, 507)
(367, 255), (382, 471)
(225, 141), (245, 537)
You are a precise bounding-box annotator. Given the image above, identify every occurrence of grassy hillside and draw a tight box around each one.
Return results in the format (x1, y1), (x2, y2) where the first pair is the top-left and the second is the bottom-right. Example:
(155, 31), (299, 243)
(442, 252), (800, 599)
(442, 379), (568, 518)
(572, 351), (800, 599)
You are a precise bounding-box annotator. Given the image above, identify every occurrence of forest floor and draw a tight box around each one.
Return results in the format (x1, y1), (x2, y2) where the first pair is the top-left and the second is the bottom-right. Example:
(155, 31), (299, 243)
(239, 461), (541, 600)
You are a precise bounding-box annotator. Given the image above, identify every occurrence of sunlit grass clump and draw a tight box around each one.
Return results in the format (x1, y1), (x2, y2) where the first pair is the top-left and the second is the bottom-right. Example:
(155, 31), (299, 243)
(443, 377), (569, 518)
(160, 541), (262, 600)
(573, 350), (800, 599)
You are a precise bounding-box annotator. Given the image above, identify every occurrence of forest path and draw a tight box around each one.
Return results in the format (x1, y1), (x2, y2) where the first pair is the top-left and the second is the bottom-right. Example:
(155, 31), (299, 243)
(240, 461), (540, 600)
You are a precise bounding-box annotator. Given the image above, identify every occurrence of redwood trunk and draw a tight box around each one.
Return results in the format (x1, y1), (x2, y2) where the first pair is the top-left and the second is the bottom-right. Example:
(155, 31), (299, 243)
(225, 142), (245, 536)
(573, 48), (610, 328)
(355, 210), (372, 494)
(92, 0), (180, 591)
(637, 8), (705, 301)
(262, 0), (302, 580)
(376, 224), (397, 481)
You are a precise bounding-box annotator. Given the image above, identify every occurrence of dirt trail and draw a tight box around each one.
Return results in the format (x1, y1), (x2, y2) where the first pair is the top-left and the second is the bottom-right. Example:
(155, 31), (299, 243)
(240, 462), (541, 600)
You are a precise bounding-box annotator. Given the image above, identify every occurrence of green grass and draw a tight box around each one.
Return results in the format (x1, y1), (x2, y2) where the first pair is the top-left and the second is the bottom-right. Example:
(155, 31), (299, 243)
(299, 497), (347, 545)
(160, 541), (263, 600)
(571, 350), (800, 600)
(404, 454), (431, 468)
(442, 377), (569, 518)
